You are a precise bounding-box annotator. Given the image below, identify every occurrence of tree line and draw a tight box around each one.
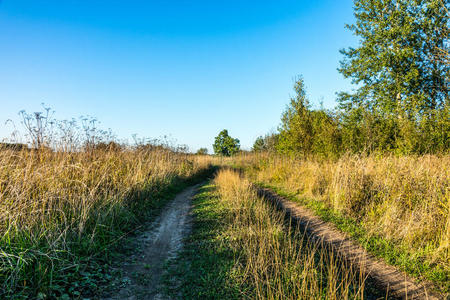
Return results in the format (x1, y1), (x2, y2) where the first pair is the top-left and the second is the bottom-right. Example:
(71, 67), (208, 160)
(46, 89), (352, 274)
(253, 0), (448, 157)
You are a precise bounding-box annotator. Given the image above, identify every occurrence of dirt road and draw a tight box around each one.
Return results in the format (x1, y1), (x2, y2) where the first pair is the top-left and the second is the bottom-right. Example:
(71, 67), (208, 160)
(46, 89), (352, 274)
(257, 187), (444, 300)
(103, 184), (200, 300)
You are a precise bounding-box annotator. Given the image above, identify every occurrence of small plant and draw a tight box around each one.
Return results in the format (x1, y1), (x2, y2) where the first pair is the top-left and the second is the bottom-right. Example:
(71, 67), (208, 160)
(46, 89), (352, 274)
(19, 103), (55, 149)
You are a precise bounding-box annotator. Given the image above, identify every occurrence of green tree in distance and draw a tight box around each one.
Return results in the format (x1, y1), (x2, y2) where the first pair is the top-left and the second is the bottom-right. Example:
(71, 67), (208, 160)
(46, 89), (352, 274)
(277, 77), (342, 157)
(213, 129), (240, 156)
(252, 136), (265, 152)
(196, 148), (208, 155)
(277, 77), (313, 155)
(252, 134), (279, 152)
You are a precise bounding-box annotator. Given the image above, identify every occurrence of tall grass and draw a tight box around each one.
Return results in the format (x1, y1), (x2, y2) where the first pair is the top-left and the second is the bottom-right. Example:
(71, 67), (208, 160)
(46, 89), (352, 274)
(232, 153), (449, 287)
(212, 169), (368, 299)
(0, 147), (212, 297)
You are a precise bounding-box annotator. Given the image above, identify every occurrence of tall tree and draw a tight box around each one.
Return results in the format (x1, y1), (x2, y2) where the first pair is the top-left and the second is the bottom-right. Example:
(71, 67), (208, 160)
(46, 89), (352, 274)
(277, 78), (314, 155)
(277, 77), (342, 157)
(338, 0), (449, 152)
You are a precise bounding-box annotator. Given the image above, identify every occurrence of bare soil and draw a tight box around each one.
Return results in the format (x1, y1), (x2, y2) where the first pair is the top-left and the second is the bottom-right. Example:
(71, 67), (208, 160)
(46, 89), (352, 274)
(257, 187), (445, 300)
(102, 184), (200, 300)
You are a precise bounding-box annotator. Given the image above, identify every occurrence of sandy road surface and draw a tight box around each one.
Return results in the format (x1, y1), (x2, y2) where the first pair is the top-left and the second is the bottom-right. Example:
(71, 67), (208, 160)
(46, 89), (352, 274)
(103, 184), (200, 300)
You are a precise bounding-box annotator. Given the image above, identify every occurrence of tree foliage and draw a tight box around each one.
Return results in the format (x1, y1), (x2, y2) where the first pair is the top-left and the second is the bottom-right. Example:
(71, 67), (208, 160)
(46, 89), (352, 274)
(338, 0), (449, 153)
(196, 148), (208, 155)
(277, 78), (342, 157)
(252, 136), (266, 152)
(252, 134), (279, 152)
(271, 0), (449, 157)
(213, 130), (240, 156)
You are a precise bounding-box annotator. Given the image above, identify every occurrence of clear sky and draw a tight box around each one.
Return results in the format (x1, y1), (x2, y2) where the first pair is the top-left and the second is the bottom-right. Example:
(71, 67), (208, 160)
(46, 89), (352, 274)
(0, 0), (357, 152)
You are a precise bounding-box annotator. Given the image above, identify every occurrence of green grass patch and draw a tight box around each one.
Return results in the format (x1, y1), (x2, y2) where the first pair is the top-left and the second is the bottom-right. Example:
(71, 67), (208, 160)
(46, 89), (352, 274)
(162, 183), (249, 299)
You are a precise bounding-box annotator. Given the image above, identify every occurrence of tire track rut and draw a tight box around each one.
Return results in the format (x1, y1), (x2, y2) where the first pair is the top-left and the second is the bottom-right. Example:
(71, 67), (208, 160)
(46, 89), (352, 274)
(257, 187), (445, 300)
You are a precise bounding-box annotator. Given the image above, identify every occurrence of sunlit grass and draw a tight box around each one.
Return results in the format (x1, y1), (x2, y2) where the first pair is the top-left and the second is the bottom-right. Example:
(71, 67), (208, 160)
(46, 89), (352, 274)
(230, 153), (449, 291)
(0, 147), (213, 298)
(168, 169), (371, 299)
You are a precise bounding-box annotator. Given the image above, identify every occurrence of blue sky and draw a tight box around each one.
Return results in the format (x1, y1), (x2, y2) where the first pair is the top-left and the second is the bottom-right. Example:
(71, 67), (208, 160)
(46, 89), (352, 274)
(0, 0), (356, 152)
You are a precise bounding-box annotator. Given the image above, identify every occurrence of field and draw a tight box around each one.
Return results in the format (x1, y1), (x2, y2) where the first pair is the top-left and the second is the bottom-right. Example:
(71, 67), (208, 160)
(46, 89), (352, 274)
(165, 169), (372, 299)
(231, 153), (449, 292)
(1, 0), (448, 298)
(0, 147), (213, 298)
(1, 146), (448, 299)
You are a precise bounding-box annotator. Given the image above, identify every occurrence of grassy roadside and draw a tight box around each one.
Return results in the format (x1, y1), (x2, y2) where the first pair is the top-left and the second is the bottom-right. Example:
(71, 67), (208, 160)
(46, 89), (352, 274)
(253, 182), (449, 294)
(93, 168), (218, 299)
(55, 172), (214, 300)
(164, 169), (385, 299)
(225, 154), (448, 294)
(0, 148), (215, 299)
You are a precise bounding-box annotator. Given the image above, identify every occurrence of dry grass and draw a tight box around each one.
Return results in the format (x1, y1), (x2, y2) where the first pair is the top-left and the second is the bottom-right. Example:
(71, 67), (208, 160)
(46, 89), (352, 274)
(231, 153), (449, 283)
(213, 168), (367, 299)
(0, 147), (212, 297)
